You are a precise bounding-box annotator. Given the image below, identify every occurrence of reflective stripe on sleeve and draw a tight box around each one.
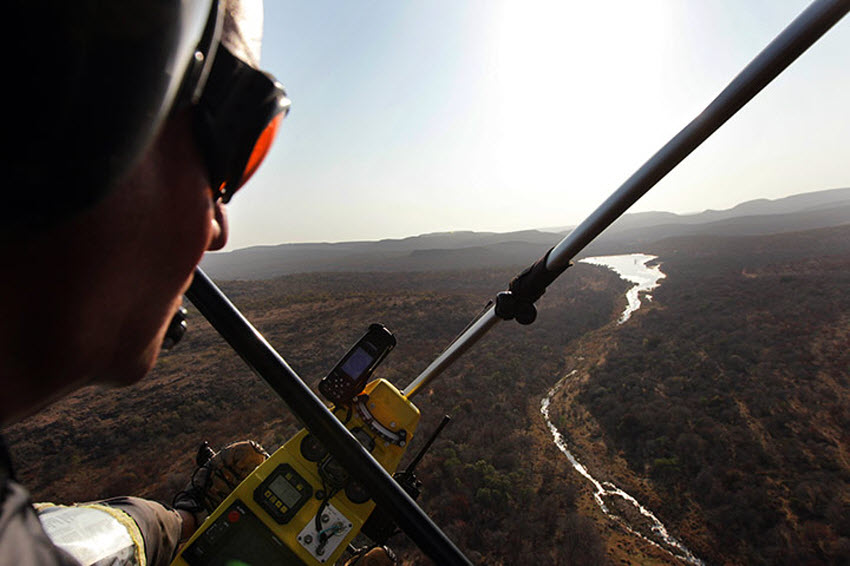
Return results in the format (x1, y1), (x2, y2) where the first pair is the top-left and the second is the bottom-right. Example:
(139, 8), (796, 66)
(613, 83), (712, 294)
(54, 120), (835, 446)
(36, 503), (145, 566)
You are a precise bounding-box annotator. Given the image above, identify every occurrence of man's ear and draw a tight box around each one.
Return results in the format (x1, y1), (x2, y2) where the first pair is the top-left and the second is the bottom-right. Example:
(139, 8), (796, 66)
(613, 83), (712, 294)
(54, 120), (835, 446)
(207, 200), (229, 251)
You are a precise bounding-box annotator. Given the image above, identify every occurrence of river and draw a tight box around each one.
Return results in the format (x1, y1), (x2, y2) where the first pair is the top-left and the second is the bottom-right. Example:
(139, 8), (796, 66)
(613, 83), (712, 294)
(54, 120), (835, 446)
(540, 254), (704, 565)
(581, 253), (666, 324)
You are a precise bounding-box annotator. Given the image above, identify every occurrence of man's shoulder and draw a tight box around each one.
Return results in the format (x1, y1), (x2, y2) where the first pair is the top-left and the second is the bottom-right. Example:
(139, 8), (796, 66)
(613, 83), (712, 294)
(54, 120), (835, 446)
(0, 479), (80, 566)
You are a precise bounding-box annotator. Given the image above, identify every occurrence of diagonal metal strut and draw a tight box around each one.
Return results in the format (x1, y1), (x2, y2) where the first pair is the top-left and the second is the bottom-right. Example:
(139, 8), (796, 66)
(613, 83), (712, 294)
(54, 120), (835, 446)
(402, 0), (850, 399)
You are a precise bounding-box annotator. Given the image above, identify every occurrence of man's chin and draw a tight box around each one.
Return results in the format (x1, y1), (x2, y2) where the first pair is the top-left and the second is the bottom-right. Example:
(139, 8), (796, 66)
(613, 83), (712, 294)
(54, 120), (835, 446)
(95, 339), (161, 388)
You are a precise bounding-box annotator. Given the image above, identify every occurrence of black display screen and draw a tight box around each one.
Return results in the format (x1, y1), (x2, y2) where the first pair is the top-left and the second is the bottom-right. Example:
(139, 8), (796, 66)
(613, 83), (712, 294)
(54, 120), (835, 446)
(340, 346), (373, 378)
(206, 524), (295, 566)
(183, 502), (301, 566)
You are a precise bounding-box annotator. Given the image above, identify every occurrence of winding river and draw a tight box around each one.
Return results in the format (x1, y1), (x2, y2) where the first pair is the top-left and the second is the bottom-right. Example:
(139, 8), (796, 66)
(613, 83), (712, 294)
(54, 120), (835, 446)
(581, 253), (666, 324)
(540, 254), (704, 565)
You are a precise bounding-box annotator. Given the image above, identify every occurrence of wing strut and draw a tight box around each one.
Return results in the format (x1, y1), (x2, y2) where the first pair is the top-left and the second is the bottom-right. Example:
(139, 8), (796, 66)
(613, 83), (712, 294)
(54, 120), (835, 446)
(402, 0), (850, 399)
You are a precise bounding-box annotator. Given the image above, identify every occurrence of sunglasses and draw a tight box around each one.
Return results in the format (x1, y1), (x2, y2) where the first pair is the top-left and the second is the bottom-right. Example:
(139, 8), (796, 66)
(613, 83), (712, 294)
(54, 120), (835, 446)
(193, 45), (291, 203)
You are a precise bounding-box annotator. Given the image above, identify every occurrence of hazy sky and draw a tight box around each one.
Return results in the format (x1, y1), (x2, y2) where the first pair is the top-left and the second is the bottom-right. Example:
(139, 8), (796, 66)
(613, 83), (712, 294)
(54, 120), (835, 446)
(224, 1), (850, 250)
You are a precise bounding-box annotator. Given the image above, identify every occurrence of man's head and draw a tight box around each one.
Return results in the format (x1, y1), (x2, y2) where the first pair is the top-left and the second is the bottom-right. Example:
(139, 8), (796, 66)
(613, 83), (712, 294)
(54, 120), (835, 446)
(6, 0), (287, 230)
(1, 0), (287, 425)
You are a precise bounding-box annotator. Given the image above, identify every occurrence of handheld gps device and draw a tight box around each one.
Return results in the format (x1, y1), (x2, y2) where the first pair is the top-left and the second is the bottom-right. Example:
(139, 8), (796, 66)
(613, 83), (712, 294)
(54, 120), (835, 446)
(319, 324), (396, 404)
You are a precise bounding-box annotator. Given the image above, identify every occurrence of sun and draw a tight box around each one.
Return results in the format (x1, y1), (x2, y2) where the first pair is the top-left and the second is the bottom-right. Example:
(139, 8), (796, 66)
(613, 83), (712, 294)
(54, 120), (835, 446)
(490, 2), (683, 224)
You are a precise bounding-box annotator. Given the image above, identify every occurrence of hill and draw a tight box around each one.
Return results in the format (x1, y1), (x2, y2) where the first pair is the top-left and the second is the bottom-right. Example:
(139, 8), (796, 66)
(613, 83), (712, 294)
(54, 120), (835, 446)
(201, 187), (850, 279)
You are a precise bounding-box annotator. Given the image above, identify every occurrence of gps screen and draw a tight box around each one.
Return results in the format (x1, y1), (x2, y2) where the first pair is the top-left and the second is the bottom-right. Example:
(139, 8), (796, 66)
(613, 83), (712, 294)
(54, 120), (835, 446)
(340, 347), (373, 379)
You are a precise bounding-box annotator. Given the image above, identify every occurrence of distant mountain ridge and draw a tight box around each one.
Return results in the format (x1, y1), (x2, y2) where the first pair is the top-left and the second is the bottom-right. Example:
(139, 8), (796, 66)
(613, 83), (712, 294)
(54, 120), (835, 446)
(202, 188), (850, 280)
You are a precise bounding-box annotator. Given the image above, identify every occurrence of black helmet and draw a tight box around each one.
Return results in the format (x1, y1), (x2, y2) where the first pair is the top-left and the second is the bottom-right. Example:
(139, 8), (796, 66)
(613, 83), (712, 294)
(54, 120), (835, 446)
(5, 0), (224, 231)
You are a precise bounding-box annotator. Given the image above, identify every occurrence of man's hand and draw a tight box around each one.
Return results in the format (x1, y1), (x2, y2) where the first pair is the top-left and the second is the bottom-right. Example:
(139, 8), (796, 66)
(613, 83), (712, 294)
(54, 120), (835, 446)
(195, 440), (269, 510)
(173, 439), (269, 538)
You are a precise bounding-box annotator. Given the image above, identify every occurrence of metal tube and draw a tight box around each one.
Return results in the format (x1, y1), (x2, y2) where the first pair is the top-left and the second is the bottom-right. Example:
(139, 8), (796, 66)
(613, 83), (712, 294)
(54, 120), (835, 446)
(403, 0), (849, 397)
(186, 268), (472, 566)
(402, 308), (499, 398)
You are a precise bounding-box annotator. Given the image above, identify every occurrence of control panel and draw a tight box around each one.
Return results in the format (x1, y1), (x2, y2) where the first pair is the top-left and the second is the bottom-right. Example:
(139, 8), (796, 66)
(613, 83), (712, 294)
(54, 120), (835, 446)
(171, 379), (420, 566)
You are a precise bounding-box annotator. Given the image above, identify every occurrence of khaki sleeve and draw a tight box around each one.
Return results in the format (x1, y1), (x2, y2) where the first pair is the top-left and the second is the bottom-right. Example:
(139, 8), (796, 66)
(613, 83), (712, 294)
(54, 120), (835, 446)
(95, 497), (183, 566)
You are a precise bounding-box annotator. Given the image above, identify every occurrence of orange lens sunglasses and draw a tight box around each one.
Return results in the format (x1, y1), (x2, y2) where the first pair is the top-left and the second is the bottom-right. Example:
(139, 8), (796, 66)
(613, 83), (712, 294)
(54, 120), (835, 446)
(194, 45), (291, 203)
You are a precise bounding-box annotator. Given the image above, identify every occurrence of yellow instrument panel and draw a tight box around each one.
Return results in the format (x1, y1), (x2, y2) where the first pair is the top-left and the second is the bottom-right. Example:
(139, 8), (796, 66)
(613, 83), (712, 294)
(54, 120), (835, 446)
(171, 379), (419, 565)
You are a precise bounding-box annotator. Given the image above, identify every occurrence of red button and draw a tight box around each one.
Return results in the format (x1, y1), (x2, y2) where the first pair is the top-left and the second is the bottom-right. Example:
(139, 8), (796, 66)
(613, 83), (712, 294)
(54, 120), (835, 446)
(227, 510), (241, 523)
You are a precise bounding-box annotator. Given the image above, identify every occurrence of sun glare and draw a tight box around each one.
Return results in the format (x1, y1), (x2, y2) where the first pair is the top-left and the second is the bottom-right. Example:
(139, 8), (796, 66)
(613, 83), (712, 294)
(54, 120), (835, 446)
(492, 2), (682, 221)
